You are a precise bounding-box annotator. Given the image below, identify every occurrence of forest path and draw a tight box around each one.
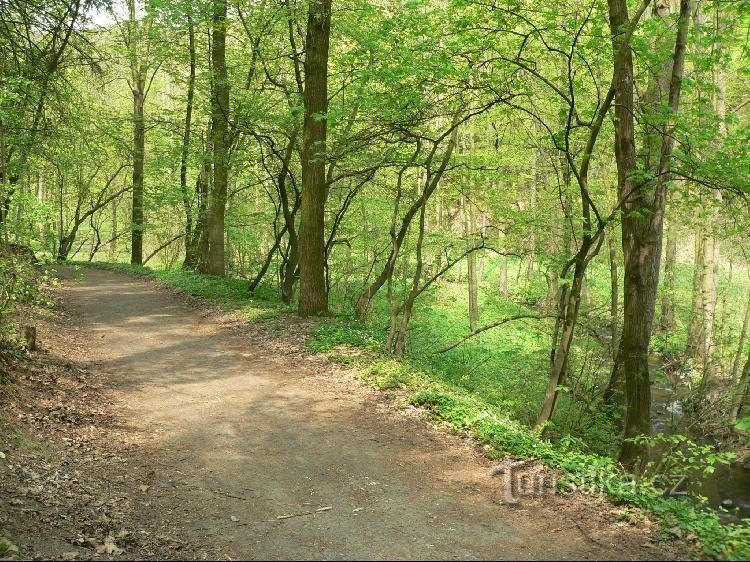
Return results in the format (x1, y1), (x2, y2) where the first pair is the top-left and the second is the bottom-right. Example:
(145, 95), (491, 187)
(46, 266), (680, 560)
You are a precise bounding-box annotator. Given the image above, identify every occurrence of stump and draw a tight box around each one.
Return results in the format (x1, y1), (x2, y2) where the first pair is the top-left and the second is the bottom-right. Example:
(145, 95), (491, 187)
(24, 326), (36, 351)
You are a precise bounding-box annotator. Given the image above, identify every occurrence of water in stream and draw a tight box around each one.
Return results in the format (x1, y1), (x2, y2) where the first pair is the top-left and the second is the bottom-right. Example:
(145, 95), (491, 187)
(651, 383), (750, 521)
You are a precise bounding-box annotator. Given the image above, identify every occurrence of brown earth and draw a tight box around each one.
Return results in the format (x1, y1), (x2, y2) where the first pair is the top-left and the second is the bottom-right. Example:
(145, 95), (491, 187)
(0, 266), (693, 560)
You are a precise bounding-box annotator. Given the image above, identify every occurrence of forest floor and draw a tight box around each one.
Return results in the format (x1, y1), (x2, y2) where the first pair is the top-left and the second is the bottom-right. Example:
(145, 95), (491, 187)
(0, 266), (693, 560)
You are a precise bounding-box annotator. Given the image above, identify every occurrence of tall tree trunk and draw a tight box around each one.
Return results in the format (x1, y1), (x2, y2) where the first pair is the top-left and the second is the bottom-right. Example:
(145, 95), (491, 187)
(298, 0), (332, 316)
(608, 229), (620, 360)
(393, 202), (427, 358)
(194, 134), (212, 270)
(730, 352), (750, 427)
(464, 196), (480, 331)
(611, 0), (691, 470)
(687, 224), (707, 353)
(525, 148), (538, 285)
(130, 80), (145, 265)
(498, 253), (509, 297)
(603, 227), (623, 408)
(201, 0), (230, 276)
(731, 288), (750, 384)
(659, 219), (677, 332)
(109, 198), (118, 260)
(277, 139), (300, 304)
(181, 12), (197, 269)
(128, 0), (145, 266)
(701, 236), (719, 380)
(687, 223), (719, 378)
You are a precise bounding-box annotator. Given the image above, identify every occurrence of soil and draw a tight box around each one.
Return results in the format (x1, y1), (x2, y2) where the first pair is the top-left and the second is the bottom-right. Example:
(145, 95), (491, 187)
(0, 266), (694, 560)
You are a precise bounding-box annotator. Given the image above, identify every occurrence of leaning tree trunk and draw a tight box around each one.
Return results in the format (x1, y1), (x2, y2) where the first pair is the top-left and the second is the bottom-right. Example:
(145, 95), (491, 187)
(535, 249), (593, 428)
(298, 0), (332, 316)
(393, 202), (428, 358)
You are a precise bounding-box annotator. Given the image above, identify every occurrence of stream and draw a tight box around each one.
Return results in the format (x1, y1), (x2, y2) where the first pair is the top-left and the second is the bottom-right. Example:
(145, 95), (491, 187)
(651, 383), (750, 521)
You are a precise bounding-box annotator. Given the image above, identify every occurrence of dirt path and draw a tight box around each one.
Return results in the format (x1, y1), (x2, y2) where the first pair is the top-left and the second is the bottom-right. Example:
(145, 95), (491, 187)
(15, 267), (687, 560)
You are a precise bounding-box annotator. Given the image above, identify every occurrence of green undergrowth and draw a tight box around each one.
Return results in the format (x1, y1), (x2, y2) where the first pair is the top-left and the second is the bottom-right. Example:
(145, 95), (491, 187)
(308, 318), (750, 560)
(67, 261), (287, 321)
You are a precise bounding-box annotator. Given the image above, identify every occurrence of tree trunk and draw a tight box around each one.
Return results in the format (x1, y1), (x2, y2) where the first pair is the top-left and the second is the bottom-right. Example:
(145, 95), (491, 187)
(535, 248), (596, 428)
(465, 196), (479, 331)
(194, 136), (212, 270)
(109, 198), (118, 260)
(128, 0), (145, 266)
(277, 139), (300, 304)
(611, 0), (691, 470)
(687, 224), (707, 353)
(298, 0), (332, 316)
(130, 81), (145, 265)
(659, 220), (677, 332)
(201, 0), (230, 276)
(730, 351), (750, 428)
(181, 12), (197, 269)
(393, 202), (428, 358)
(731, 288), (750, 384)
(608, 229), (620, 360)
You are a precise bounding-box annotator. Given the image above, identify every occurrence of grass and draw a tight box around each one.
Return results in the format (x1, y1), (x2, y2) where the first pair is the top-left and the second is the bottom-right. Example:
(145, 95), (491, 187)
(68, 261), (288, 321)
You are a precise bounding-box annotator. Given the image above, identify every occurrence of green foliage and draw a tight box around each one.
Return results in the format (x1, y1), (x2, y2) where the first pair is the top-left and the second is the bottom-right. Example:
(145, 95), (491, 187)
(629, 433), (736, 482)
(0, 250), (56, 381)
(305, 320), (383, 353)
(736, 417), (750, 433)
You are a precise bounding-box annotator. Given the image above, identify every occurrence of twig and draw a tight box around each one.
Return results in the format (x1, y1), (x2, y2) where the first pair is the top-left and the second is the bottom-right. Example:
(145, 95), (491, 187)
(436, 314), (554, 353)
(210, 489), (250, 501)
(259, 506), (333, 522)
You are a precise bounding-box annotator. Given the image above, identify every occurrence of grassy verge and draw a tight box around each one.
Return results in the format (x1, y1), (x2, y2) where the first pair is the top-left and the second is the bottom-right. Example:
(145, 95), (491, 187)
(67, 261), (288, 321)
(67, 262), (749, 559)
